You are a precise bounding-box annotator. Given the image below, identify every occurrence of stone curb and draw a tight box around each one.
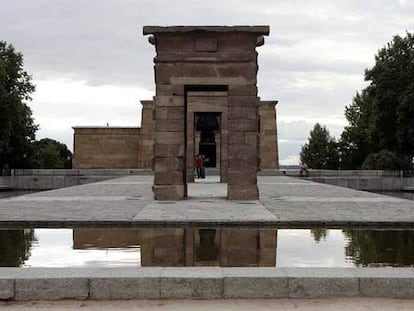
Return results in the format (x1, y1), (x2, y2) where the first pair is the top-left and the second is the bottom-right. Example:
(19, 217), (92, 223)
(2, 268), (414, 300)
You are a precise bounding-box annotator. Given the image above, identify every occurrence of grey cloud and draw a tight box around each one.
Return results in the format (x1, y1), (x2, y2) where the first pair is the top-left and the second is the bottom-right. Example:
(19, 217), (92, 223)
(1, 0), (413, 153)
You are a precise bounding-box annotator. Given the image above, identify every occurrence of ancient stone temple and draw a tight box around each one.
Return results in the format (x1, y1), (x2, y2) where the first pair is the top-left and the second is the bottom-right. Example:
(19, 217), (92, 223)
(72, 25), (279, 200)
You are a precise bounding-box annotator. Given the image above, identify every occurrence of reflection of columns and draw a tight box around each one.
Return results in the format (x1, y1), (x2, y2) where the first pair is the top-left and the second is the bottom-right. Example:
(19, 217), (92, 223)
(141, 228), (185, 266)
(140, 228), (277, 267)
(72, 228), (277, 267)
(220, 229), (276, 267)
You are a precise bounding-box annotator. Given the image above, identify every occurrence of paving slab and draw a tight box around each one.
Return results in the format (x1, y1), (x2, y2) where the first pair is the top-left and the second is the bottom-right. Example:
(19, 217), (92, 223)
(1, 175), (414, 228)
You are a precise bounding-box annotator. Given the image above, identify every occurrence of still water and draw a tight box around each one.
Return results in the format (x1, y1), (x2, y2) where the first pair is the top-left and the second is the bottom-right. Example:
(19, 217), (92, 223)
(1, 228), (414, 268)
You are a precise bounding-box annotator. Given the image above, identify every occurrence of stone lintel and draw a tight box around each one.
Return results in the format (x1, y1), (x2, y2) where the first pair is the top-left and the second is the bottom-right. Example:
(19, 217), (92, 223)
(143, 26), (270, 36)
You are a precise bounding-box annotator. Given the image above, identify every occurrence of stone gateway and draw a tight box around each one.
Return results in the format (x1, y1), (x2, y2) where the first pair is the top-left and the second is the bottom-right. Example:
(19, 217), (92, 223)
(72, 25), (279, 200)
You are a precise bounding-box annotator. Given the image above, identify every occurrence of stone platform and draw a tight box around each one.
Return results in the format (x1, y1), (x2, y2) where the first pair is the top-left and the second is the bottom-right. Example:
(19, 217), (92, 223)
(2, 267), (414, 300)
(1, 175), (414, 228)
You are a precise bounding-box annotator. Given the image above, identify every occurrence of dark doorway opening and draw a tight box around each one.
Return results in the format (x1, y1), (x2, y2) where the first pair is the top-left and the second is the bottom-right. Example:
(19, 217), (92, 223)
(195, 112), (220, 168)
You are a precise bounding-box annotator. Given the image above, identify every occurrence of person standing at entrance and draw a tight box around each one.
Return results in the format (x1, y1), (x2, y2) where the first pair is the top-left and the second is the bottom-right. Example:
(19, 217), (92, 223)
(195, 154), (203, 178)
(200, 154), (206, 179)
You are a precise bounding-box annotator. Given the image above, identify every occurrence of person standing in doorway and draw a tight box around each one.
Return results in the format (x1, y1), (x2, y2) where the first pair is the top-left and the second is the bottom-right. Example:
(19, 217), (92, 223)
(200, 154), (206, 179)
(195, 154), (203, 179)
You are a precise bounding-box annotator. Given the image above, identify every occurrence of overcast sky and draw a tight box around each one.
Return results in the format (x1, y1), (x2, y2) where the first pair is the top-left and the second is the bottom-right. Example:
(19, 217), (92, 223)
(1, 0), (413, 165)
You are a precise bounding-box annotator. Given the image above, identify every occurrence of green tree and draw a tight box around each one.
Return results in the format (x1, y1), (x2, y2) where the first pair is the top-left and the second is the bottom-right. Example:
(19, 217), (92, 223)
(340, 32), (414, 169)
(311, 228), (328, 243)
(361, 149), (404, 170)
(300, 123), (339, 169)
(31, 138), (72, 169)
(344, 230), (414, 267)
(0, 229), (34, 267)
(339, 90), (373, 169)
(0, 41), (37, 171)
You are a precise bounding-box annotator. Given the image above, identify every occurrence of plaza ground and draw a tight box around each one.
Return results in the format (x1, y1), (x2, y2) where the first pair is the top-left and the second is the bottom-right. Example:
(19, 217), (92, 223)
(1, 175), (414, 228)
(2, 298), (414, 311)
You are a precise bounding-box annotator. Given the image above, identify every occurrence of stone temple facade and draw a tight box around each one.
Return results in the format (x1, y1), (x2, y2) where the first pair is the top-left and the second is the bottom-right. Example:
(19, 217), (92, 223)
(72, 26), (279, 200)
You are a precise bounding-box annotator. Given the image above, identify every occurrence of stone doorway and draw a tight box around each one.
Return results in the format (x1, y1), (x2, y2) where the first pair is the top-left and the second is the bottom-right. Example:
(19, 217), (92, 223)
(196, 112), (220, 168)
(186, 91), (228, 187)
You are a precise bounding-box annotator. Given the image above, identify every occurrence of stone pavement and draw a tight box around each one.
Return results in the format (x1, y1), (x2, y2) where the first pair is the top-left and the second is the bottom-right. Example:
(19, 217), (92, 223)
(3, 298), (414, 310)
(1, 175), (414, 228)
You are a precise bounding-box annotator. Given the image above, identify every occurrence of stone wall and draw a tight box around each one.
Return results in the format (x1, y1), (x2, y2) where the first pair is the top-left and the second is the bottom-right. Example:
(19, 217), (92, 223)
(73, 100), (155, 169)
(73, 127), (141, 169)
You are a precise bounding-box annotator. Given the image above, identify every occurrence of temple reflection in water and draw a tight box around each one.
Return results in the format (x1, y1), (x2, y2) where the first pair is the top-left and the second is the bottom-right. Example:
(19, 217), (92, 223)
(73, 228), (277, 267)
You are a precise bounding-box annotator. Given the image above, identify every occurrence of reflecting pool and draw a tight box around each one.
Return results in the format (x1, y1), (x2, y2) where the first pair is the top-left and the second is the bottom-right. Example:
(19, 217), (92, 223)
(1, 228), (414, 268)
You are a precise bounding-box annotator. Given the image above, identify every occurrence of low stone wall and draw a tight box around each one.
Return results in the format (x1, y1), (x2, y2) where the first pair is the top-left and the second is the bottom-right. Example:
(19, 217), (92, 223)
(5, 169), (153, 190)
(259, 170), (414, 191)
(1, 267), (414, 300)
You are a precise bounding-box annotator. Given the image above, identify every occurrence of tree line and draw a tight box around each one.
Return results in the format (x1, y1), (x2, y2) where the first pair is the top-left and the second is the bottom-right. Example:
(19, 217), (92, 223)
(301, 32), (414, 170)
(0, 41), (72, 174)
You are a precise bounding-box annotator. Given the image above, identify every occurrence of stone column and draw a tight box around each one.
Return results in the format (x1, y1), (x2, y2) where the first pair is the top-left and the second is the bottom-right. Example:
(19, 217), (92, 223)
(227, 90), (260, 199)
(259, 101), (279, 169)
(139, 100), (155, 169)
(153, 95), (186, 200)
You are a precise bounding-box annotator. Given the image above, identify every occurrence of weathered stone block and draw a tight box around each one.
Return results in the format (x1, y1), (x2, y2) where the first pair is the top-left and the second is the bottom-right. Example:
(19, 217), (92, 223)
(223, 269), (288, 298)
(228, 107), (257, 119)
(229, 144), (257, 158)
(228, 96), (259, 107)
(360, 278), (414, 298)
(155, 132), (184, 145)
(217, 31), (258, 51)
(245, 132), (258, 146)
(154, 144), (185, 157)
(227, 157), (258, 170)
(228, 132), (245, 145)
(90, 278), (159, 299)
(228, 85), (257, 96)
(155, 107), (185, 120)
(227, 170), (257, 185)
(155, 95), (184, 107)
(154, 157), (184, 171)
(155, 63), (257, 84)
(228, 119), (258, 132)
(153, 185), (185, 200)
(155, 171), (184, 185)
(154, 34), (194, 52)
(288, 277), (359, 298)
(195, 37), (218, 52)
(155, 119), (184, 132)
(15, 278), (88, 300)
(156, 84), (173, 95)
(172, 84), (185, 95)
(0, 279), (13, 300)
(161, 268), (223, 299)
(227, 185), (259, 200)
(156, 51), (256, 63)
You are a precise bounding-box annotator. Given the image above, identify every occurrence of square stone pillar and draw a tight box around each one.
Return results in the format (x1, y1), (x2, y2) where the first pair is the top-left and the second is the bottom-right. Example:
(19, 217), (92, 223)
(227, 95), (260, 200)
(139, 100), (155, 169)
(259, 101), (279, 169)
(153, 95), (186, 200)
